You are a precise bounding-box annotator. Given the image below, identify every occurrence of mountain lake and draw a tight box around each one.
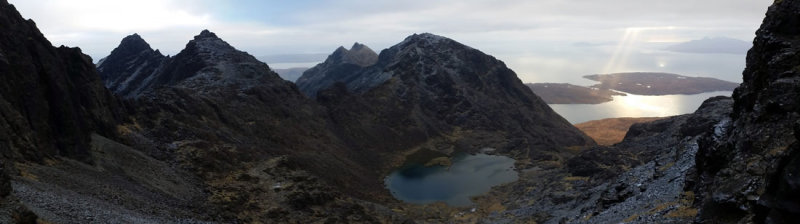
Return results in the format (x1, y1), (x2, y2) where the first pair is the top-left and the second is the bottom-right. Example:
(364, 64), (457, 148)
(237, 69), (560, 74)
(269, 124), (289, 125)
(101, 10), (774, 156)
(384, 153), (518, 207)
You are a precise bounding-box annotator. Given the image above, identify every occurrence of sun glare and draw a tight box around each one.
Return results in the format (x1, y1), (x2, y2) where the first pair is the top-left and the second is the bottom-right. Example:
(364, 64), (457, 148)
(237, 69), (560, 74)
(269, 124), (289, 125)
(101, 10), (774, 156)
(603, 26), (680, 74)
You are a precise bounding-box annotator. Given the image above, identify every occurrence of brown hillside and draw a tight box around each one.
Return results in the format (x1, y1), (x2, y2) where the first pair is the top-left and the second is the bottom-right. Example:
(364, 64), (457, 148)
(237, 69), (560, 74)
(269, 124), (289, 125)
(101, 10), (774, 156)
(575, 117), (664, 145)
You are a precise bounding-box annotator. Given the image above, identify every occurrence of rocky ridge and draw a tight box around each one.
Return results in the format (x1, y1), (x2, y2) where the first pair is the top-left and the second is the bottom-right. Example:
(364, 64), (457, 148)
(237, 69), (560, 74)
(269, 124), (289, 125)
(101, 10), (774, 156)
(296, 42), (378, 97)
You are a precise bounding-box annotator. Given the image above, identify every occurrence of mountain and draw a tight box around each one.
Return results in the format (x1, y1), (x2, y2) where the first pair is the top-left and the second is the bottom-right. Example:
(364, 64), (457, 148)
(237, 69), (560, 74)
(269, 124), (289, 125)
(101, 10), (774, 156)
(3, 0), (794, 222)
(295, 42), (378, 97)
(104, 30), (401, 222)
(306, 33), (595, 168)
(99, 30), (291, 98)
(96, 34), (167, 98)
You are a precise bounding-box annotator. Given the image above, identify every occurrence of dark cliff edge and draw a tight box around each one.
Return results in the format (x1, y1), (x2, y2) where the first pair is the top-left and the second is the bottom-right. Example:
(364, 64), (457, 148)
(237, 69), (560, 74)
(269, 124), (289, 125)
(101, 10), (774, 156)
(0, 0), (127, 222)
(0, 0), (125, 163)
(692, 0), (800, 222)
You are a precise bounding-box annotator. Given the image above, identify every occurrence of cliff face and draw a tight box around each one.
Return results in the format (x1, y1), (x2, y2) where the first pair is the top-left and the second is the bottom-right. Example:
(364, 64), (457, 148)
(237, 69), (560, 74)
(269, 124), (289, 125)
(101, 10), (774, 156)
(693, 1), (800, 222)
(0, 0), (128, 222)
(0, 0), (124, 163)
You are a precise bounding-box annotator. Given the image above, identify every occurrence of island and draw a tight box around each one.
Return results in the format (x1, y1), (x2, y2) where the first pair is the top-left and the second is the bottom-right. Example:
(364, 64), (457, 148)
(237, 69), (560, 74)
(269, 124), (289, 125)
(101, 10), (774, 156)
(273, 67), (309, 82)
(584, 72), (739, 95)
(526, 83), (625, 104)
(527, 72), (740, 104)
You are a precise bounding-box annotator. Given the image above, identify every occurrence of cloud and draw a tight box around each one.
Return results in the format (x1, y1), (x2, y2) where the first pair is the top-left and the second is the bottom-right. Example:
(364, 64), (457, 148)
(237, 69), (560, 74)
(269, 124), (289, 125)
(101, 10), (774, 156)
(6, 0), (772, 83)
(664, 37), (752, 54)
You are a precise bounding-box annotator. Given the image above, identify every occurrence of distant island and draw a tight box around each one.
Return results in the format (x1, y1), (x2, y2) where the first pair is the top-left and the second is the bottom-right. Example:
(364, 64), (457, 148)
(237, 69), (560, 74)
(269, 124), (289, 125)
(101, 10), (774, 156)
(528, 72), (739, 104)
(273, 67), (309, 82)
(526, 83), (625, 104)
(584, 72), (739, 95)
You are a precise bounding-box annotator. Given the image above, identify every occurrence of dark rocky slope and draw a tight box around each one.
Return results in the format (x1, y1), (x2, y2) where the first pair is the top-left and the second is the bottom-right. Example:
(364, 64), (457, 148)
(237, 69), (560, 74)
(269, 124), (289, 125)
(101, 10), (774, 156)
(692, 0), (800, 222)
(0, 1), (217, 223)
(480, 96), (732, 223)
(306, 34), (595, 170)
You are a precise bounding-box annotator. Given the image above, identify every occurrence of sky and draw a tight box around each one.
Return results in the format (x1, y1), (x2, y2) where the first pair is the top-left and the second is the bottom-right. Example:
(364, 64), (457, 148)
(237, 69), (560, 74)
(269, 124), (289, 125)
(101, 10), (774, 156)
(8, 0), (773, 84)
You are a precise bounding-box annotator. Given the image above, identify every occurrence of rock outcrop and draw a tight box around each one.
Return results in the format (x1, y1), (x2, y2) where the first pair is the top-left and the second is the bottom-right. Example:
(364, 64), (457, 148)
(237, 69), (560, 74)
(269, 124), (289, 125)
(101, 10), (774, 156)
(0, 0), (125, 163)
(692, 0), (800, 222)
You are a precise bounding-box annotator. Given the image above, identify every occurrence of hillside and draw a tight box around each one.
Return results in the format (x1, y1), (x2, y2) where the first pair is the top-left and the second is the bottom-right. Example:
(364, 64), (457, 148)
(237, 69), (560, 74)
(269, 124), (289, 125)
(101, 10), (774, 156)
(575, 117), (664, 145)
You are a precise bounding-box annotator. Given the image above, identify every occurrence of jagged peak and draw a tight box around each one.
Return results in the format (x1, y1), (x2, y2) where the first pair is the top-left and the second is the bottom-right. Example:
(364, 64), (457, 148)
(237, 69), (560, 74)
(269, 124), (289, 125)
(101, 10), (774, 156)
(387, 33), (476, 60)
(332, 46), (349, 55)
(116, 33), (155, 53)
(195, 29), (219, 40)
(184, 29), (238, 56)
(323, 42), (378, 67)
(351, 42), (368, 51)
(399, 32), (452, 46)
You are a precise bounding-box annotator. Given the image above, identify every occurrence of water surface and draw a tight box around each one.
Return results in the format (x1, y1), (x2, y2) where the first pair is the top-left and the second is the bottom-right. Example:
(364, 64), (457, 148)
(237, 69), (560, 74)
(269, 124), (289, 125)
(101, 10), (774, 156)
(550, 91), (732, 124)
(384, 153), (518, 206)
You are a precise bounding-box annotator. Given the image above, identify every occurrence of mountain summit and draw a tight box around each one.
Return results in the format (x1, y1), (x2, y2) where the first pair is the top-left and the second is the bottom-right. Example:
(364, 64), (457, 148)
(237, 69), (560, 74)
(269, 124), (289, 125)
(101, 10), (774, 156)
(98, 30), (284, 98)
(296, 42), (378, 97)
(97, 33), (166, 97)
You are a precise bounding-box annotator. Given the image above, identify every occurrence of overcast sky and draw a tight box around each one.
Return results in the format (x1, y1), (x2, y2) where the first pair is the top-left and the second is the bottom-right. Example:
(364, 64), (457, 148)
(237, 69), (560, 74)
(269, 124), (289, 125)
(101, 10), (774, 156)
(8, 0), (773, 83)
